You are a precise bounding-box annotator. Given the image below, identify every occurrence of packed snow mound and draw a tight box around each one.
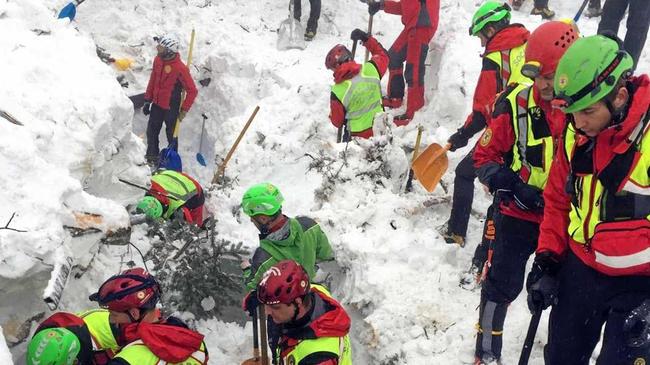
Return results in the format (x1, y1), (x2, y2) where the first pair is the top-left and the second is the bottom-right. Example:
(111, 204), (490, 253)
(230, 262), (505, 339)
(0, 0), (147, 350)
(0, 326), (11, 364)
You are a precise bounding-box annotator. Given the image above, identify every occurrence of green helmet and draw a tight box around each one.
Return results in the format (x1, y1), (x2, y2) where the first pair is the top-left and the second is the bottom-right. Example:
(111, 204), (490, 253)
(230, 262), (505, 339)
(27, 328), (80, 365)
(241, 183), (284, 217)
(469, 1), (511, 36)
(554, 35), (634, 113)
(136, 196), (163, 219)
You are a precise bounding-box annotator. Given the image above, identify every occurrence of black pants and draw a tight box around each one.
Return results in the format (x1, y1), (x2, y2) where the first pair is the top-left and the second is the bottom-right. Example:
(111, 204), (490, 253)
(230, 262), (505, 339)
(448, 149), (477, 237)
(598, 0), (650, 69)
(293, 0), (321, 32)
(146, 103), (180, 158)
(476, 211), (539, 360)
(545, 251), (650, 365)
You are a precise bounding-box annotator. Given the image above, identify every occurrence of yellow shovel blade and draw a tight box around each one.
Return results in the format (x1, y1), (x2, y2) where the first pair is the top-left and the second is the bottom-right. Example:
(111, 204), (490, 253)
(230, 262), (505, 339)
(411, 143), (450, 192)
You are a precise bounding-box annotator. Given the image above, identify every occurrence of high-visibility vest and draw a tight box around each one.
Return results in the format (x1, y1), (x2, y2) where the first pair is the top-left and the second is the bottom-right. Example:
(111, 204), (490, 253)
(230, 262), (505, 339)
(505, 83), (554, 189)
(76, 309), (120, 357)
(151, 170), (198, 219)
(278, 285), (352, 365)
(562, 111), (650, 274)
(113, 339), (208, 365)
(331, 63), (383, 133)
(485, 43), (531, 91)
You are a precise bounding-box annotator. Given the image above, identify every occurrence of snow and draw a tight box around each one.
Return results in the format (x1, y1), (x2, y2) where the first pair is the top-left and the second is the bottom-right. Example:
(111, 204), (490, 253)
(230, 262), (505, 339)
(1, 0), (648, 363)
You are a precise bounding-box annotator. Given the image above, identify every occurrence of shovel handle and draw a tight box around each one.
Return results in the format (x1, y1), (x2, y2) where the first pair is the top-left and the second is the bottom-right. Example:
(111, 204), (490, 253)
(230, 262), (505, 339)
(212, 106), (260, 185)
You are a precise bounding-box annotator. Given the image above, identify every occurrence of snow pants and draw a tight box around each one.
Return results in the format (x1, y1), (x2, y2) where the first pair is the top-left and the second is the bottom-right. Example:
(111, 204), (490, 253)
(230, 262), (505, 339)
(387, 26), (434, 117)
(597, 0), (650, 69)
(475, 211), (539, 360)
(293, 0), (321, 32)
(545, 251), (650, 365)
(448, 148), (477, 237)
(145, 102), (180, 159)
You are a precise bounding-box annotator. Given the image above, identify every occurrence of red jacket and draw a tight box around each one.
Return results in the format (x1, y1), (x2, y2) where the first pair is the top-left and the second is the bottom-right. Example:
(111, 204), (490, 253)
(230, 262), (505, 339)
(474, 85), (564, 223)
(278, 287), (351, 364)
(329, 36), (389, 139)
(462, 24), (529, 138)
(144, 54), (198, 112)
(384, 0), (439, 32)
(538, 75), (650, 275)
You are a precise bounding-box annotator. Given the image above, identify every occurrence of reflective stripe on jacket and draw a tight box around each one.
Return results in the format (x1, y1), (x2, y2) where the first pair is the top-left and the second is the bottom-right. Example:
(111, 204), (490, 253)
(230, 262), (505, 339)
(113, 339), (207, 365)
(151, 170), (199, 219)
(484, 43), (530, 90)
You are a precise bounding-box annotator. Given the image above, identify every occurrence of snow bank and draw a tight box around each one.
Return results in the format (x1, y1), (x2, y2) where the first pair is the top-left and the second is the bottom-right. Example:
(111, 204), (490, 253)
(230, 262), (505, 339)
(0, 326), (13, 365)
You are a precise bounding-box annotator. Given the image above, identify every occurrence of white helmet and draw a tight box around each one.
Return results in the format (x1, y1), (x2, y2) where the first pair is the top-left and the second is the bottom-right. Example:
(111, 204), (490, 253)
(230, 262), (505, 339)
(155, 34), (179, 53)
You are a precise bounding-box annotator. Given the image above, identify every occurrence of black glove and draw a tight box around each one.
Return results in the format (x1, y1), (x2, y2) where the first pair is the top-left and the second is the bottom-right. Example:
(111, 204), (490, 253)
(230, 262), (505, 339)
(489, 167), (519, 193)
(242, 290), (259, 316)
(368, 0), (384, 15)
(624, 299), (650, 347)
(448, 128), (469, 151)
(526, 252), (561, 313)
(350, 28), (370, 43)
(513, 181), (545, 211)
(142, 101), (152, 116)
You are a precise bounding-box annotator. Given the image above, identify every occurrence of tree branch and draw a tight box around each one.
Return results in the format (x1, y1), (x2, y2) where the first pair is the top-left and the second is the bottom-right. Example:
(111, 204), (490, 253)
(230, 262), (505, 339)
(0, 212), (27, 232)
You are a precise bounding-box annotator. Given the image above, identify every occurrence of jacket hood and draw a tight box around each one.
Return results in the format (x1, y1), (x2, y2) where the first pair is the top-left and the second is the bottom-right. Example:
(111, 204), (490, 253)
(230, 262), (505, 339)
(485, 24), (529, 53)
(334, 62), (361, 84)
(122, 319), (204, 362)
(308, 288), (351, 338)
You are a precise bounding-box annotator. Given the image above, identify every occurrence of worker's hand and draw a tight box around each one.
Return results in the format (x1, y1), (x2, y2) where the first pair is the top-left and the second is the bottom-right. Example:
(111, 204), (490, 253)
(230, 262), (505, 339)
(242, 290), (259, 317)
(350, 28), (370, 43)
(513, 181), (544, 211)
(447, 128), (469, 151)
(368, 0), (384, 15)
(624, 299), (650, 347)
(142, 101), (151, 116)
(178, 110), (187, 121)
(526, 252), (560, 313)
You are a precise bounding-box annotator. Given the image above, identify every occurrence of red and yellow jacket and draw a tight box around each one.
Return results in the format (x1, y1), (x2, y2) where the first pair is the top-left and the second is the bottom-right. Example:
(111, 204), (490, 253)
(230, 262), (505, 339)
(538, 75), (650, 276)
(144, 54), (198, 112)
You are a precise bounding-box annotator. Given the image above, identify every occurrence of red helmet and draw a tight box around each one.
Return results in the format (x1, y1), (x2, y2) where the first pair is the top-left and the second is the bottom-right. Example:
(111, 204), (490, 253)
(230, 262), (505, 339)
(89, 267), (161, 312)
(523, 21), (578, 77)
(257, 260), (310, 305)
(325, 44), (352, 71)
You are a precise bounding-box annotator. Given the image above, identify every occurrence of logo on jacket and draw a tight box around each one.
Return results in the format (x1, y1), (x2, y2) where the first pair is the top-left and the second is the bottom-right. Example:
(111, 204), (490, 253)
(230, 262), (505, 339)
(480, 128), (493, 147)
(287, 355), (296, 365)
(164, 65), (172, 74)
(634, 358), (645, 365)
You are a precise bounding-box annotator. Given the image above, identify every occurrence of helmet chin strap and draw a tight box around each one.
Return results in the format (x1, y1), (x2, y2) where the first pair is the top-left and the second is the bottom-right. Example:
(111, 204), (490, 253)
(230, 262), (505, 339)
(291, 301), (300, 322)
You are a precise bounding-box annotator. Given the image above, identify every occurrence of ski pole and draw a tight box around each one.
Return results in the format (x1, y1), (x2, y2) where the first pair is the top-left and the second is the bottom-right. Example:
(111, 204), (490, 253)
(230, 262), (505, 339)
(117, 178), (182, 201)
(518, 310), (542, 365)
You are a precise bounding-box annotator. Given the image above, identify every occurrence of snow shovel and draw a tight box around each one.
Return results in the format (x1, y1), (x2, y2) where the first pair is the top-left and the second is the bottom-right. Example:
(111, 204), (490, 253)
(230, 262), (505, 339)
(159, 28), (196, 172)
(241, 307), (262, 365)
(277, 0), (306, 50)
(196, 113), (208, 166)
(405, 126), (423, 192)
(518, 310), (542, 365)
(412, 143), (451, 192)
(57, 0), (86, 21)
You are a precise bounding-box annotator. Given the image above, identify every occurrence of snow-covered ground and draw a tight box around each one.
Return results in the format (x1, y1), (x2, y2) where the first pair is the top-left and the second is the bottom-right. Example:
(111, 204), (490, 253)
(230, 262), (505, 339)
(1, 0), (648, 363)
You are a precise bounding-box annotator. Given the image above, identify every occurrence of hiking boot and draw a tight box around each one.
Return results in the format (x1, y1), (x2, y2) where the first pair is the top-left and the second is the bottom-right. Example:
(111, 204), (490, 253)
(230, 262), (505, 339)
(443, 232), (466, 247)
(393, 113), (412, 127)
(585, 5), (602, 18)
(511, 0), (523, 10)
(382, 97), (403, 109)
(460, 263), (482, 290)
(474, 355), (501, 365)
(304, 30), (316, 41)
(530, 6), (555, 19)
(145, 155), (159, 170)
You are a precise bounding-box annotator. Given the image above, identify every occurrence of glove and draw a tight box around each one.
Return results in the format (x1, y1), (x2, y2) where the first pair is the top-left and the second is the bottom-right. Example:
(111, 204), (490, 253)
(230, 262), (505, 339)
(142, 101), (151, 116)
(178, 110), (187, 121)
(488, 167), (519, 193)
(242, 290), (259, 316)
(368, 0), (384, 15)
(448, 128), (469, 152)
(350, 28), (370, 43)
(624, 299), (650, 347)
(512, 181), (544, 211)
(526, 252), (561, 313)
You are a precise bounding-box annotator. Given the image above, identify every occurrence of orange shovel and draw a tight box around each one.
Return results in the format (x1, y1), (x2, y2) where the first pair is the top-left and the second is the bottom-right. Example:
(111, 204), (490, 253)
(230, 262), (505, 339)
(411, 143), (452, 192)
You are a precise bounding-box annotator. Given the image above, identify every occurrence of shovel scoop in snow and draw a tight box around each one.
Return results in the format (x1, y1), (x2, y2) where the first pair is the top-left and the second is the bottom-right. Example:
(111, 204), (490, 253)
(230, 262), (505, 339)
(277, 0), (306, 50)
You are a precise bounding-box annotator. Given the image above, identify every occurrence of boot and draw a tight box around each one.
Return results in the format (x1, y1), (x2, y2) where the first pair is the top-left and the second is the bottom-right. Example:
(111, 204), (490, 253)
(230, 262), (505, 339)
(382, 97), (403, 109)
(304, 29), (316, 41)
(145, 155), (159, 170)
(585, 4), (602, 18)
(444, 232), (465, 247)
(511, 0), (523, 10)
(530, 6), (555, 19)
(460, 263), (482, 290)
(393, 113), (412, 127)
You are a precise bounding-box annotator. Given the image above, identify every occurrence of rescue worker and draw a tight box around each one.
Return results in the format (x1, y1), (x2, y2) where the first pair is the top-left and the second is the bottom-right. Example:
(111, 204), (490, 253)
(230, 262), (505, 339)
(526, 34), (650, 364)
(27, 328), (80, 365)
(368, 0), (439, 125)
(327, 28), (389, 141)
(511, 0), (555, 19)
(135, 169), (206, 227)
(443, 1), (530, 248)
(257, 260), (352, 364)
(90, 268), (208, 365)
(294, 0), (320, 41)
(472, 21), (577, 363)
(143, 34), (198, 167)
(597, 0), (650, 70)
